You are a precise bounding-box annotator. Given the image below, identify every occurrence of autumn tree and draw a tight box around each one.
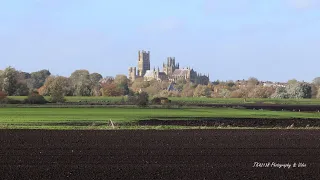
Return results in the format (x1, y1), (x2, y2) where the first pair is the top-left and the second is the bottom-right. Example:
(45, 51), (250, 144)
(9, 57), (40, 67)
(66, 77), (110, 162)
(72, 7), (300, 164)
(50, 76), (69, 103)
(89, 73), (103, 96)
(181, 83), (196, 97)
(38, 76), (56, 96)
(70, 70), (92, 96)
(2, 67), (18, 95)
(312, 77), (320, 87)
(230, 87), (249, 98)
(317, 88), (320, 99)
(90, 73), (103, 84)
(38, 76), (72, 97)
(0, 70), (3, 90)
(27, 70), (51, 91)
(0, 91), (6, 100)
(193, 85), (211, 97)
(248, 86), (275, 98)
(131, 77), (150, 92)
(175, 79), (187, 91)
(100, 83), (122, 96)
(114, 74), (129, 95)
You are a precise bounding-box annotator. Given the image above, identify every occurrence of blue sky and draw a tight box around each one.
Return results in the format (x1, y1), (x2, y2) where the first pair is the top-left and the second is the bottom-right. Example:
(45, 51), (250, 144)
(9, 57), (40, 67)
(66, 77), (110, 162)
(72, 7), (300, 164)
(1, 0), (320, 82)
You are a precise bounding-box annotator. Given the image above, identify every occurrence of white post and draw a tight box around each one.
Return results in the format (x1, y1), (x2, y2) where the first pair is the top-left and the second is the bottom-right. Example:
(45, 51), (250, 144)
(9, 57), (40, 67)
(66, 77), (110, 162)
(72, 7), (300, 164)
(110, 119), (115, 129)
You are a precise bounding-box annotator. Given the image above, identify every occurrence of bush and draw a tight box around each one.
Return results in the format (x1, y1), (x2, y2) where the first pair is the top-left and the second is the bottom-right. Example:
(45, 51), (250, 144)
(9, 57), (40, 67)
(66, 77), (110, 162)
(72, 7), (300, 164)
(0, 91), (7, 100)
(151, 97), (171, 105)
(50, 94), (66, 103)
(0, 98), (22, 104)
(24, 92), (47, 104)
(128, 92), (149, 107)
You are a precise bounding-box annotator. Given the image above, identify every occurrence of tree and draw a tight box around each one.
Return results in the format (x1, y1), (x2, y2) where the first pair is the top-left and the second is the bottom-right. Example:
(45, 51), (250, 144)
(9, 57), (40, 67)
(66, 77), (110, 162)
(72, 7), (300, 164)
(216, 89), (231, 98)
(14, 83), (29, 96)
(114, 75), (129, 95)
(99, 76), (114, 84)
(317, 88), (320, 99)
(272, 83), (312, 99)
(0, 70), (3, 90)
(128, 92), (149, 107)
(193, 85), (211, 97)
(2, 67), (18, 96)
(24, 91), (47, 104)
(286, 82), (312, 99)
(181, 83), (195, 97)
(114, 75), (128, 86)
(212, 80), (220, 85)
(29, 70), (51, 90)
(131, 77), (150, 92)
(90, 73), (103, 85)
(271, 86), (288, 99)
(312, 77), (320, 87)
(175, 79), (187, 91)
(226, 80), (235, 88)
(247, 77), (259, 88)
(311, 84), (318, 98)
(100, 83), (122, 96)
(89, 73), (103, 96)
(50, 76), (67, 103)
(230, 87), (249, 98)
(0, 91), (6, 100)
(70, 70), (92, 96)
(248, 86), (275, 98)
(38, 76), (56, 96)
(287, 79), (298, 85)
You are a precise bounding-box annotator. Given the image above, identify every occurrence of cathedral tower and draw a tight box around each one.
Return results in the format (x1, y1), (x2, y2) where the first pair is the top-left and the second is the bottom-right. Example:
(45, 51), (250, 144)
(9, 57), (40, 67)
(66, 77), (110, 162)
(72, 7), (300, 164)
(163, 57), (179, 76)
(137, 50), (150, 77)
(128, 67), (136, 81)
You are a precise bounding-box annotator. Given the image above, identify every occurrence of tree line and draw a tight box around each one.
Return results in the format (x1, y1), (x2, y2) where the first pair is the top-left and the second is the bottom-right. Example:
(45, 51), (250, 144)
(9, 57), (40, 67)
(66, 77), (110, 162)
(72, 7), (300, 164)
(1, 67), (320, 102)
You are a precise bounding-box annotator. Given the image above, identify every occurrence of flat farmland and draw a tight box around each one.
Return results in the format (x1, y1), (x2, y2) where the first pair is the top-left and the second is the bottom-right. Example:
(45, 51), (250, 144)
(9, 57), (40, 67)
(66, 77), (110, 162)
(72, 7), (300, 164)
(0, 129), (319, 179)
(1, 107), (320, 129)
(8, 96), (320, 104)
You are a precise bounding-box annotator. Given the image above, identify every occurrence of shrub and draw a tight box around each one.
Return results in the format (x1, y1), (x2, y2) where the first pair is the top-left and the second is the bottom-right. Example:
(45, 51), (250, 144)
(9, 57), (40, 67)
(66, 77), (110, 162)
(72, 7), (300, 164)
(0, 98), (22, 104)
(128, 92), (149, 107)
(136, 92), (149, 107)
(24, 91), (47, 104)
(0, 91), (7, 100)
(50, 93), (66, 103)
(151, 97), (171, 105)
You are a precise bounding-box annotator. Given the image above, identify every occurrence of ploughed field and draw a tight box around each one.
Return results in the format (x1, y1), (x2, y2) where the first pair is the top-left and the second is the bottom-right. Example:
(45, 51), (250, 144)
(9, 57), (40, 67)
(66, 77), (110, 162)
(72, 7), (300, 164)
(0, 130), (319, 179)
(1, 107), (320, 129)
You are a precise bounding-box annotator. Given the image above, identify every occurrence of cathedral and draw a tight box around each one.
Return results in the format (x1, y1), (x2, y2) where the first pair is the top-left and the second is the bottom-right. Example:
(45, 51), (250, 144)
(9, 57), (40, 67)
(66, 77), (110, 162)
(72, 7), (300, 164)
(128, 50), (209, 84)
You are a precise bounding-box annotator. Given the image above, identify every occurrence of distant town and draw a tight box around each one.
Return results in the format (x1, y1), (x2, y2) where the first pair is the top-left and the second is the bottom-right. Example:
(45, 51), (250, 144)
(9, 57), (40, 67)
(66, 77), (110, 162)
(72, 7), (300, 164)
(0, 50), (319, 100)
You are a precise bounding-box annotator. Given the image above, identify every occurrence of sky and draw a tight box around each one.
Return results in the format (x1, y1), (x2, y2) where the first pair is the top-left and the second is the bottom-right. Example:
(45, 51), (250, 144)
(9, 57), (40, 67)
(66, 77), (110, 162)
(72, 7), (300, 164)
(1, 0), (320, 82)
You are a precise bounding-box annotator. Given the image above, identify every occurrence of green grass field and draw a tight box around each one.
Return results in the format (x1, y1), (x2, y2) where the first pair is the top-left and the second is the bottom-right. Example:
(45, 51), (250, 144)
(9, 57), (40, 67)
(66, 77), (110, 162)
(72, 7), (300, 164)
(0, 107), (320, 129)
(9, 96), (320, 105)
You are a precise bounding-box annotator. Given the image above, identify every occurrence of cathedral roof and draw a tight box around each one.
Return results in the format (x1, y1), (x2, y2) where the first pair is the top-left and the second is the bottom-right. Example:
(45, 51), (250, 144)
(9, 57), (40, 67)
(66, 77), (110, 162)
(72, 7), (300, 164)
(172, 69), (189, 76)
(144, 70), (155, 77)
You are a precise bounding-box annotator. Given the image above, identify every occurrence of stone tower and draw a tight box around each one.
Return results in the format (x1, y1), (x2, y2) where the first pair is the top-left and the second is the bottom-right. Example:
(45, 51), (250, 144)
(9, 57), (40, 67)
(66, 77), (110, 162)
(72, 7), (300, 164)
(137, 50), (150, 77)
(163, 57), (179, 76)
(128, 67), (136, 81)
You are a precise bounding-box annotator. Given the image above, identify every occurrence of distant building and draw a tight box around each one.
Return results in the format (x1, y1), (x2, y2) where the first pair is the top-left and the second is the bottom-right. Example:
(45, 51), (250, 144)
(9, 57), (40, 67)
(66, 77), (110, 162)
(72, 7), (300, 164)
(128, 50), (209, 84)
(262, 81), (287, 87)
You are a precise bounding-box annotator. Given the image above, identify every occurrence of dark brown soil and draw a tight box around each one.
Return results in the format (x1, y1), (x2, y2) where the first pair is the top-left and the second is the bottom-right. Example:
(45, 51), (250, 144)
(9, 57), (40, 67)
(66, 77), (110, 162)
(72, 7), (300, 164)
(138, 118), (320, 127)
(0, 130), (319, 180)
(195, 104), (320, 112)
